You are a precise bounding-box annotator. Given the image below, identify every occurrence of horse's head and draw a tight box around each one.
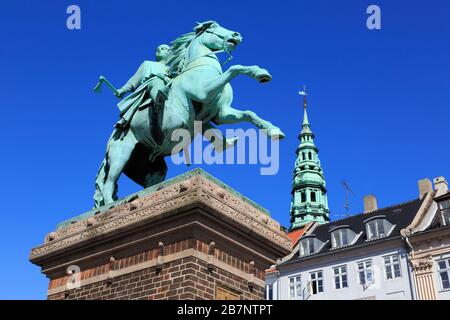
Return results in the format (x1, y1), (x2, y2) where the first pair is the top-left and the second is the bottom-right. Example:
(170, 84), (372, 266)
(194, 21), (242, 53)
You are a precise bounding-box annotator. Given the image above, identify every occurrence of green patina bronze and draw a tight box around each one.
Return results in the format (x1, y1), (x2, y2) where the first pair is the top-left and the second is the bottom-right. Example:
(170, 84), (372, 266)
(93, 21), (285, 208)
(290, 88), (330, 230)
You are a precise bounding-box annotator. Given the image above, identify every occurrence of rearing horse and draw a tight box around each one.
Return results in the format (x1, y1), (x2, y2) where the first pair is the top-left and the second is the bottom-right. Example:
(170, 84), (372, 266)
(94, 21), (285, 208)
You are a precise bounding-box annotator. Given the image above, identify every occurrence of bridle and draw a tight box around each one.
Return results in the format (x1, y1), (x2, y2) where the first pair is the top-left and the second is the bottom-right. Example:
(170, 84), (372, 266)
(178, 26), (236, 75)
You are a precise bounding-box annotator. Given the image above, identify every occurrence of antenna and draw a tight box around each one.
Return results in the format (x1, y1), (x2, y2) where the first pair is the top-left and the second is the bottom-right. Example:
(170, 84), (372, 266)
(341, 180), (355, 216)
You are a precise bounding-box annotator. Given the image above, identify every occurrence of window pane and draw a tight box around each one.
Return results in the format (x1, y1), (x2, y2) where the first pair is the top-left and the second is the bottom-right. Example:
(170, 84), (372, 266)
(394, 266), (401, 278)
(438, 261), (447, 270)
(386, 267), (393, 279)
(342, 230), (348, 245)
(440, 272), (450, 289)
(290, 286), (294, 298)
(441, 200), (450, 210)
(342, 275), (348, 288)
(309, 239), (315, 254)
(359, 271), (365, 284)
(333, 268), (339, 275)
(318, 280), (323, 292)
(335, 277), (340, 289)
(296, 284), (302, 297)
(378, 220), (385, 236)
(367, 270), (373, 283)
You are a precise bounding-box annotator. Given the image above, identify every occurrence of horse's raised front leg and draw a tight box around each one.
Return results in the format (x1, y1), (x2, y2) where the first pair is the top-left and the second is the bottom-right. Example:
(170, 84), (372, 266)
(200, 65), (272, 102)
(213, 106), (285, 140)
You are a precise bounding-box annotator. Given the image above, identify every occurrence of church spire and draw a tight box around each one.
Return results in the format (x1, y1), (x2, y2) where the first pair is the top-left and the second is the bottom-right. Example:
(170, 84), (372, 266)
(289, 86), (330, 230)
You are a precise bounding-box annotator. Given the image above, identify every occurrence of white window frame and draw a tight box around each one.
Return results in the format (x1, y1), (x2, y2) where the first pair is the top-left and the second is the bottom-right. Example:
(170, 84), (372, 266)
(333, 265), (348, 290)
(299, 238), (315, 256)
(309, 270), (324, 295)
(365, 218), (394, 240)
(331, 229), (349, 248)
(288, 275), (302, 299)
(265, 283), (273, 300)
(436, 258), (450, 291)
(440, 200), (450, 226)
(357, 259), (374, 286)
(383, 254), (402, 280)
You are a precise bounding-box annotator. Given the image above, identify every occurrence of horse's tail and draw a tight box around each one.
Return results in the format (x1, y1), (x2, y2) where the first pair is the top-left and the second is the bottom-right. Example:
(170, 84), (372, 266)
(93, 158), (108, 208)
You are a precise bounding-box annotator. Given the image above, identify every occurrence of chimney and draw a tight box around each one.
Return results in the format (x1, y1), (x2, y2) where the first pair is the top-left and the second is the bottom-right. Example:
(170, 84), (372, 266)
(364, 194), (378, 213)
(434, 176), (448, 197)
(418, 178), (433, 199)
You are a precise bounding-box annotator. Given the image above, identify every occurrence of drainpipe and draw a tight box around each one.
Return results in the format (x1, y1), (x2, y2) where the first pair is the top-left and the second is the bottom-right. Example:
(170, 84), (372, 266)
(403, 231), (417, 300)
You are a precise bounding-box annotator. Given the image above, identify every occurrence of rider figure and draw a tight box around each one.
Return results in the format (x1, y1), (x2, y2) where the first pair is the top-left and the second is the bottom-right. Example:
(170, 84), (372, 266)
(115, 44), (171, 128)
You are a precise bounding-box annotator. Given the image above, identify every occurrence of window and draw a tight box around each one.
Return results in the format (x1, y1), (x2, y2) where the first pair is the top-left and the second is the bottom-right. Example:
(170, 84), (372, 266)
(289, 275), (302, 299)
(308, 152), (312, 160)
(358, 260), (374, 286)
(439, 200), (450, 226)
(265, 284), (273, 300)
(310, 271), (324, 294)
(331, 229), (349, 248)
(299, 238), (315, 256)
(311, 192), (316, 202)
(366, 218), (392, 240)
(333, 265), (348, 289)
(301, 192), (306, 203)
(437, 258), (450, 290)
(302, 153), (306, 160)
(384, 255), (402, 279)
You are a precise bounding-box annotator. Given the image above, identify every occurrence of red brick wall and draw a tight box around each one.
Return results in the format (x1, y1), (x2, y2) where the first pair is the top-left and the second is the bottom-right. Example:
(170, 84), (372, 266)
(48, 239), (264, 300)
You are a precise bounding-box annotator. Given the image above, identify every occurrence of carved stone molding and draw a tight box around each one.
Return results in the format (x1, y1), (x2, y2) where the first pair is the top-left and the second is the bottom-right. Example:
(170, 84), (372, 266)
(30, 172), (291, 261)
(411, 256), (433, 273)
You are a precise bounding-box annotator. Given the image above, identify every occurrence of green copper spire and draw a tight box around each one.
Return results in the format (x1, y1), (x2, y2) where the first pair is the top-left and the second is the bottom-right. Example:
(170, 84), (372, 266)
(290, 87), (330, 230)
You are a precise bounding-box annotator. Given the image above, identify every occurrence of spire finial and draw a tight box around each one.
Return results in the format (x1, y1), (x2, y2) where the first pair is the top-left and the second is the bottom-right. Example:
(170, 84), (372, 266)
(298, 84), (308, 109)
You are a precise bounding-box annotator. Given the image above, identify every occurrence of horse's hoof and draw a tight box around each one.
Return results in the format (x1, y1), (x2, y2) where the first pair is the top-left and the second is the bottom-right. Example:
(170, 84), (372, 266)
(267, 128), (285, 140)
(224, 136), (239, 149)
(254, 68), (272, 83)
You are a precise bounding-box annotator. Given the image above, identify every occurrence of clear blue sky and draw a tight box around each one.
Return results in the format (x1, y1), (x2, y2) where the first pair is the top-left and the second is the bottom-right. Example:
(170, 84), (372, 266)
(0, 0), (449, 299)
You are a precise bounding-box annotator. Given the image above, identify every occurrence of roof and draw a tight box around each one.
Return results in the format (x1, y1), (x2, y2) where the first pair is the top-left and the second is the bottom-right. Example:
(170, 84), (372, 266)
(287, 228), (307, 247)
(281, 197), (424, 265)
(435, 191), (450, 201)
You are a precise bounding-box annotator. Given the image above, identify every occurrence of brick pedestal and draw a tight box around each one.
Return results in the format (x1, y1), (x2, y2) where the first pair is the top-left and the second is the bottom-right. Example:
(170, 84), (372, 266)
(30, 169), (291, 300)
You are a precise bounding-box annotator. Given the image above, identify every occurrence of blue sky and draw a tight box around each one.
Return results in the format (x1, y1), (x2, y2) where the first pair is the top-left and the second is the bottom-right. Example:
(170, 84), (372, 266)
(0, 0), (449, 299)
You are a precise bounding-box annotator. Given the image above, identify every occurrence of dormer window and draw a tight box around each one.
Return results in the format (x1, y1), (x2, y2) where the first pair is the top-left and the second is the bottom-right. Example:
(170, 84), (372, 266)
(330, 227), (357, 249)
(299, 236), (324, 257)
(365, 217), (394, 241)
(439, 199), (450, 226)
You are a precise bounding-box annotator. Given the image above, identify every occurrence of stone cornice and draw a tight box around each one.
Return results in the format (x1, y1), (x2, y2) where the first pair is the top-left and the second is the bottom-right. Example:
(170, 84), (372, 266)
(30, 173), (291, 262)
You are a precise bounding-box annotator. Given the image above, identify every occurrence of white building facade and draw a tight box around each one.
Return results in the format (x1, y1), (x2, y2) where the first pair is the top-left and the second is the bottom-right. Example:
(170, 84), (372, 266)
(266, 197), (427, 300)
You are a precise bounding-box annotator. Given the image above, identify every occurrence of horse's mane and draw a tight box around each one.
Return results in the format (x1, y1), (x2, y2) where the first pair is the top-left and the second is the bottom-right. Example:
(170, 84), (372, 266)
(167, 32), (196, 78)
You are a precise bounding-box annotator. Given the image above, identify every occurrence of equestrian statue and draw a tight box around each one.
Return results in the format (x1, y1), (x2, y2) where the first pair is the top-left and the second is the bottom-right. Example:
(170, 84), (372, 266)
(93, 21), (285, 208)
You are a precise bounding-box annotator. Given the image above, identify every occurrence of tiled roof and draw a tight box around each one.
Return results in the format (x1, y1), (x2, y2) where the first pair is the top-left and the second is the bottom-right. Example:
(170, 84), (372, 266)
(286, 228), (307, 247)
(281, 197), (424, 265)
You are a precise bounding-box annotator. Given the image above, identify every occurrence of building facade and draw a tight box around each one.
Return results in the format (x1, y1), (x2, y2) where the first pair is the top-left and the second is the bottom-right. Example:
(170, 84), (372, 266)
(266, 177), (450, 300)
(402, 177), (450, 300)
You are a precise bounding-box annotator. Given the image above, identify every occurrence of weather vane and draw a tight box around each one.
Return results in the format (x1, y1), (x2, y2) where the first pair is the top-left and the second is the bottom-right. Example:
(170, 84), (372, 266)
(298, 84), (308, 108)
